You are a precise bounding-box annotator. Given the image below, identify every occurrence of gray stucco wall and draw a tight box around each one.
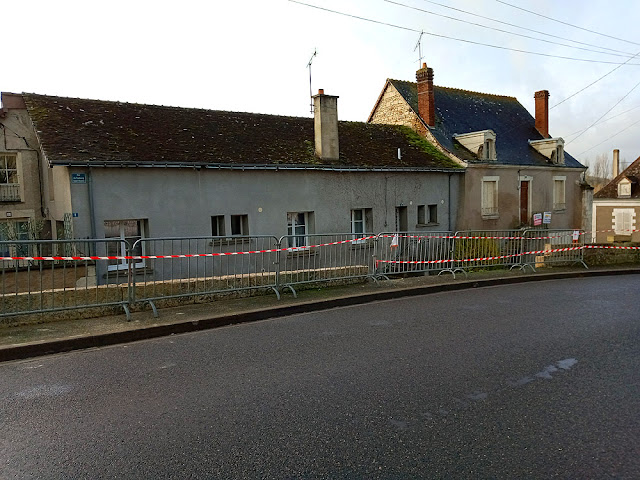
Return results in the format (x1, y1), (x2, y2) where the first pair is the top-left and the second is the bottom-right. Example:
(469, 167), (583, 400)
(68, 168), (461, 239)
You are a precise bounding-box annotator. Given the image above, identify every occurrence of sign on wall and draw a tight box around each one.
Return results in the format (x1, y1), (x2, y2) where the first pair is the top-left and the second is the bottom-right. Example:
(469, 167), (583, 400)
(533, 213), (542, 226)
(71, 173), (86, 184)
(543, 212), (552, 224)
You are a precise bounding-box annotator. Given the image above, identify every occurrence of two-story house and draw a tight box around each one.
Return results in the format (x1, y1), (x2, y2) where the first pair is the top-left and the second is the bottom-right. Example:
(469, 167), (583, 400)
(368, 63), (589, 231)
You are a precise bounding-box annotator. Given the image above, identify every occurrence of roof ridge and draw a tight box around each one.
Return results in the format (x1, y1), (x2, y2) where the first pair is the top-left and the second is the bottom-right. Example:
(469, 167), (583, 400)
(21, 92), (314, 123)
(387, 79), (517, 100)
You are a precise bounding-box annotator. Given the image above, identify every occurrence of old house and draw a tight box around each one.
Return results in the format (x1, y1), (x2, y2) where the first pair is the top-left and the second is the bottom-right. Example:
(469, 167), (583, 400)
(0, 90), (463, 269)
(592, 149), (640, 243)
(368, 63), (589, 231)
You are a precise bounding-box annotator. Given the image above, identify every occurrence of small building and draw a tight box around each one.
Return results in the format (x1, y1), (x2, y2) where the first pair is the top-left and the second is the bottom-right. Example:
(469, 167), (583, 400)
(0, 90), (463, 277)
(592, 149), (640, 243)
(368, 63), (589, 231)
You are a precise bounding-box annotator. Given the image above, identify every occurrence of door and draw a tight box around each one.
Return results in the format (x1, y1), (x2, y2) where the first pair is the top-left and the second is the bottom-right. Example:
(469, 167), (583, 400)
(520, 181), (530, 225)
(395, 206), (408, 232)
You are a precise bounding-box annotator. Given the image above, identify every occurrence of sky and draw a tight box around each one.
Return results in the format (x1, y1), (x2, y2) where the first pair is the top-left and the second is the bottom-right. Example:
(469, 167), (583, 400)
(4, 0), (640, 171)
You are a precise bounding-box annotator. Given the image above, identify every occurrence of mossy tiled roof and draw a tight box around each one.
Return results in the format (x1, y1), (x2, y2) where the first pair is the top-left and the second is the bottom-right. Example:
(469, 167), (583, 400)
(22, 93), (461, 171)
(388, 80), (585, 169)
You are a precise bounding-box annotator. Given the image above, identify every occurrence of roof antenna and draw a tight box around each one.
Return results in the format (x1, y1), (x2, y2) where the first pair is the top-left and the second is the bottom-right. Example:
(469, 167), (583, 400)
(307, 49), (317, 114)
(414, 31), (424, 67)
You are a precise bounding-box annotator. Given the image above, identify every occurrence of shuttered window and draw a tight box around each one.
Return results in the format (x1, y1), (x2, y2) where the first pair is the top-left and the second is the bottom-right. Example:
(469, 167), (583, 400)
(481, 177), (499, 217)
(612, 208), (635, 235)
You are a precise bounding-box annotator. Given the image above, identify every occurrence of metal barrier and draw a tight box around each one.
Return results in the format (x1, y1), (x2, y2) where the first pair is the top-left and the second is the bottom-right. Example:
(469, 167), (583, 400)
(451, 230), (529, 274)
(278, 233), (376, 296)
(0, 228), (589, 321)
(522, 229), (587, 270)
(0, 239), (132, 319)
(373, 232), (456, 278)
(130, 236), (281, 312)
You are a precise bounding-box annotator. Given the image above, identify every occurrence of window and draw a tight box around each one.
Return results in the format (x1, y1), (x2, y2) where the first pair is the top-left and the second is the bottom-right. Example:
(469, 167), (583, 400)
(351, 208), (372, 243)
(613, 208), (635, 235)
(417, 205), (438, 225)
(481, 177), (499, 217)
(231, 214), (249, 236)
(104, 219), (147, 271)
(553, 176), (566, 211)
(618, 179), (632, 198)
(211, 215), (225, 236)
(0, 220), (30, 258)
(287, 212), (312, 248)
(0, 153), (20, 202)
(428, 204), (438, 224)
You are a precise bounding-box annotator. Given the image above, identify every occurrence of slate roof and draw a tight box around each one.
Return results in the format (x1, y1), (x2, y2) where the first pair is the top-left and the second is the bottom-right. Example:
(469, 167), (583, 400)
(20, 93), (462, 171)
(387, 80), (585, 169)
(594, 155), (640, 198)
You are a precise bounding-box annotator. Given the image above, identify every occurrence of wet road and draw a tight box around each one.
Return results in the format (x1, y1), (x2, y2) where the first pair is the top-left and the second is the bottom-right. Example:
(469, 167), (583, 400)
(2, 276), (639, 479)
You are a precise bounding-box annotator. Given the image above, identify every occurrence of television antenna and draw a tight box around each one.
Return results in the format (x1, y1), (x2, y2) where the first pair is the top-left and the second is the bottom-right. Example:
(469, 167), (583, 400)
(414, 31), (424, 67)
(307, 49), (317, 114)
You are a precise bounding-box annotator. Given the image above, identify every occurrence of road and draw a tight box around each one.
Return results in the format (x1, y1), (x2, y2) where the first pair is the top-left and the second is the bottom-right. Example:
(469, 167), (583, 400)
(1, 276), (639, 479)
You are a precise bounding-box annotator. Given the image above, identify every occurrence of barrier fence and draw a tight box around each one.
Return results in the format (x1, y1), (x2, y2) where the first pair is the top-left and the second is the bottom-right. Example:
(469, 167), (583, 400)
(1, 228), (624, 320)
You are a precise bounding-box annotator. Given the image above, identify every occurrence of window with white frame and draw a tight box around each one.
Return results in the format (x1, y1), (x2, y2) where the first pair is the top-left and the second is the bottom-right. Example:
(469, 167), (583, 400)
(481, 176), (499, 217)
(351, 208), (372, 243)
(0, 219), (30, 257)
(612, 208), (635, 235)
(104, 219), (147, 270)
(0, 153), (20, 202)
(287, 212), (312, 249)
(553, 176), (566, 211)
(618, 179), (632, 198)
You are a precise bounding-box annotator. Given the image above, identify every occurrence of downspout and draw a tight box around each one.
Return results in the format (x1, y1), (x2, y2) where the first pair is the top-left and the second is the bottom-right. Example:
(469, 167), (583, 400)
(87, 168), (97, 240)
(448, 173), (452, 231)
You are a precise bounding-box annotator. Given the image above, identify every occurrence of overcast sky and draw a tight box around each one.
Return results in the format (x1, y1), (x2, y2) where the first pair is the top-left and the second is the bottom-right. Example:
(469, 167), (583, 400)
(4, 0), (640, 169)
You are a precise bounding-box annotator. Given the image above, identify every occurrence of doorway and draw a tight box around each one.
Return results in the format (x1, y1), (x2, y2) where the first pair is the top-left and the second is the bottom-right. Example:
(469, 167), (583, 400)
(520, 180), (530, 225)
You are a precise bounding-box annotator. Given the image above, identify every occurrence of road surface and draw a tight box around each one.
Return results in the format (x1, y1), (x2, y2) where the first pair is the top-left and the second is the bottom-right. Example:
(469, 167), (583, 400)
(1, 276), (639, 478)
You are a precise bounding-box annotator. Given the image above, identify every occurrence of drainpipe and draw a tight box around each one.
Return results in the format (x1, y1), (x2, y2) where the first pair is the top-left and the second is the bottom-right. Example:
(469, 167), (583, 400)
(448, 173), (452, 231)
(87, 168), (97, 240)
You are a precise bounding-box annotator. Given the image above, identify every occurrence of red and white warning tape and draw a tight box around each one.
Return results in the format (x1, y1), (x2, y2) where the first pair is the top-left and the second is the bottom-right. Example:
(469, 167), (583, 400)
(0, 236), (377, 262)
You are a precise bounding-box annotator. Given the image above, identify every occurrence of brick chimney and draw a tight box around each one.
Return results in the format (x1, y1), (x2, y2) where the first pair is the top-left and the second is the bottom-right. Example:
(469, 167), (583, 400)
(534, 90), (550, 138)
(416, 63), (435, 128)
(313, 89), (339, 161)
(613, 149), (620, 178)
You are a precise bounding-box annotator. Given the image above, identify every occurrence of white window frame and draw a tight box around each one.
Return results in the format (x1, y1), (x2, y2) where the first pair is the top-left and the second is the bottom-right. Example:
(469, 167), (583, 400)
(287, 212), (309, 250)
(351, 208), (371, 243)
(612, 208), (636, 235)
(481, 176), (500, 218)
(618, 179), (632, 198)
(105, 219), (146, 271)
(0, 153), (20, 202)
(553, 176), (566, 212)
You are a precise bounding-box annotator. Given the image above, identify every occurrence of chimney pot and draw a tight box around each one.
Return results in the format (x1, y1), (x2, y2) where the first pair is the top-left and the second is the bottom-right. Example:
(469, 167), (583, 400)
(613, 149), (620, 178)
(534, 90), (550, 138)
(318, 88), (324, 95)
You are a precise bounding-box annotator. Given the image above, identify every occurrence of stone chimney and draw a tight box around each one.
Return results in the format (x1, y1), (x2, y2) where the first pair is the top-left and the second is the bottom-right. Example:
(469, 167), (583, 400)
(416, 63), (435, 128)
(613, 149), (620, 178)
(534, 90), (550, 138)
(313, 89), (339, 161)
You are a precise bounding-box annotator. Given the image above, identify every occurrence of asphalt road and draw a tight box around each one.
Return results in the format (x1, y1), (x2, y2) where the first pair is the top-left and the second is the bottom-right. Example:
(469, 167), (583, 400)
(1, 276), (639, 479)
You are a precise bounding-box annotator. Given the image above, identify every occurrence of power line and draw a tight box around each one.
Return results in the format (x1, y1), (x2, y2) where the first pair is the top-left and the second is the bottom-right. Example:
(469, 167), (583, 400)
(495, 0), (640, 47)
(576, 117), (640, 157)
(288, 1), (640, 66)
(565, 104), (640, 137)
(551, 48), (640, 109)
(419, 0), (634, 57)
(385, 0), (635, 59)
(567, 77), (640, 145)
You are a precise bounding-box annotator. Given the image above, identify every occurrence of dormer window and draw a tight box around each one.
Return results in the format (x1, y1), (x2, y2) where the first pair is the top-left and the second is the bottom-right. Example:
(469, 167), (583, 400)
(529, 137), (565, 165)
(454, 130), (497, 161)
(618, 178), (632, 198)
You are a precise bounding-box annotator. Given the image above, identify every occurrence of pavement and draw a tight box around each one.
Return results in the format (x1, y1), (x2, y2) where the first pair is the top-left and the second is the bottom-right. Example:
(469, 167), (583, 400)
(1, 265), (639, 362)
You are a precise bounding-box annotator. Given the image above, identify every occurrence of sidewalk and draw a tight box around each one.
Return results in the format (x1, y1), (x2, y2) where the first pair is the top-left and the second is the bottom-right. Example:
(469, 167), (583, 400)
(1, 265), (639, 362)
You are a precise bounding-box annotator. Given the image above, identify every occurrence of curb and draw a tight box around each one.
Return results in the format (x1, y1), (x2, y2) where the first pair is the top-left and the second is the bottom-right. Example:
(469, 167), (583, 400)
(2, 268), (639, 362)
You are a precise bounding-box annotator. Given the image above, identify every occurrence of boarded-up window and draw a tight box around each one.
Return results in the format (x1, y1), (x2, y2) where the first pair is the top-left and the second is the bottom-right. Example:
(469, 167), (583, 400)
(553, 177), (566, 211)
(481, 177), (499, 216)
(612, 208), (635, 235)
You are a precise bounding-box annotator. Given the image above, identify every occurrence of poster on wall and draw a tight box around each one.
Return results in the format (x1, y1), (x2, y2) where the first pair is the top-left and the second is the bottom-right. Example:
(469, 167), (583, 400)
(533, 213), (542, 226)
(543, 212), (552, 224)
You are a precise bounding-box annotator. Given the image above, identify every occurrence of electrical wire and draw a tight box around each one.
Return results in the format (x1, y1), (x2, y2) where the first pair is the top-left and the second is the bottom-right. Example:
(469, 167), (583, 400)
(495, 0), (640, 46)
(564, 104), (640, 138)
(288, 1), (640, 66)
(385, 0), (634, 59)
(567, 77), (640, 145)
(419, 0), (634, 56)
(576, 117), (640, 157)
